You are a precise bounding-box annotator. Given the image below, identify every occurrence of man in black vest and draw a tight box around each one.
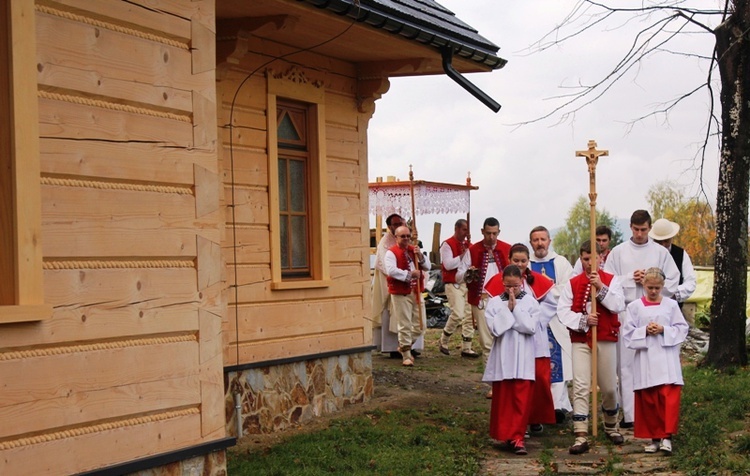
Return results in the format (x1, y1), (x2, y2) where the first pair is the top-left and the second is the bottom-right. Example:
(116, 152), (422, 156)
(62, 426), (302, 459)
(649, 218), (697, 307)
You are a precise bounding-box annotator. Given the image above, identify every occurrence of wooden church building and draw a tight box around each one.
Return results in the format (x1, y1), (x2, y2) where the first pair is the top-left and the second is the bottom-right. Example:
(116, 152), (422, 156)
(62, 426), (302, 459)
(0, 0), (504, 473)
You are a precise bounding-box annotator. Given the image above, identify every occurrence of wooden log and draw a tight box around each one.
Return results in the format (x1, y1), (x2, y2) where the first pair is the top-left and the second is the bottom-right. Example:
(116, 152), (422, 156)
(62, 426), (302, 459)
(0, 339), (198, 405)
(41, 185), (201, 257)
(231, 296), (364, 342)
(0, 411), (202, 475)
(0, 375), (199, 440)
(40, 139), (217, 183)
(226, 328), (364, 366)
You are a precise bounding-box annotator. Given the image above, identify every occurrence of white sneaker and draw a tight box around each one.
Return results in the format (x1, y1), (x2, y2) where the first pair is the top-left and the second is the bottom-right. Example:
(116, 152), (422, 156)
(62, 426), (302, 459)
(660, 438), (672, 454)
(644, 440), (660, 453)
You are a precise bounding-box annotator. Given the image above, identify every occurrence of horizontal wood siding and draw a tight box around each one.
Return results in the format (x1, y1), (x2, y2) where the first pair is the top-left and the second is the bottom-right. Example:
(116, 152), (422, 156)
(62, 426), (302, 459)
(0, 1), (223, 473)
(217, 43), (369, 366)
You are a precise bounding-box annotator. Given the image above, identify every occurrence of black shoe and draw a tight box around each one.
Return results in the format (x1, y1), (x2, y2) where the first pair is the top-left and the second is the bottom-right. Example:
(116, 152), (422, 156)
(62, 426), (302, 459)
(530, 424), (543, 433)
(620, 421), (634, 429)
(555, 409), (568, 424)
(411, 349), (421, 358)
(569, 439), (590, 455)
(388, 351), (401, 359)
(460, 350), (480, 358)
(439, 344), (450, 355)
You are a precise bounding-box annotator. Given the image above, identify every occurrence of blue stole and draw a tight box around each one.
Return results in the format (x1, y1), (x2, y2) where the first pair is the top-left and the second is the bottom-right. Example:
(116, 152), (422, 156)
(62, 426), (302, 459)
(531, 260), (564, 384)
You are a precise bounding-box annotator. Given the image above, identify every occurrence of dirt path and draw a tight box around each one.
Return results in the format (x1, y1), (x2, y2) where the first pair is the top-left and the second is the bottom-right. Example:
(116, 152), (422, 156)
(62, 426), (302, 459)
(237, 328), (680, 474)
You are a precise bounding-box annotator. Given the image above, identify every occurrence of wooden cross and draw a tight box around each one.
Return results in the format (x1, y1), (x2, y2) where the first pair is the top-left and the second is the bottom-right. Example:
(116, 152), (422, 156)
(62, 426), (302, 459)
(575, 139), (608, 437)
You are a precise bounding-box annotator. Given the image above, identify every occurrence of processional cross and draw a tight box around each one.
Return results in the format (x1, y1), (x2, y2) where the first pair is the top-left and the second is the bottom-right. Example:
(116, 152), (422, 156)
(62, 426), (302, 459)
(575, 140), (608, 437)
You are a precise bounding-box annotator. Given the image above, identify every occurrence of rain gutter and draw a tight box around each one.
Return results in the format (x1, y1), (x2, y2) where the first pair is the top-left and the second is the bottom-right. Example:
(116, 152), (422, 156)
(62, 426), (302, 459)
(300, 0), (504, 112)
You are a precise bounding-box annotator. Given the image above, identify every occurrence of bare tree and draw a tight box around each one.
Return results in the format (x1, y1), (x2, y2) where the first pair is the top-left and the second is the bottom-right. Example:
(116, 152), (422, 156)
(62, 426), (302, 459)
(526, 1), (744, 368)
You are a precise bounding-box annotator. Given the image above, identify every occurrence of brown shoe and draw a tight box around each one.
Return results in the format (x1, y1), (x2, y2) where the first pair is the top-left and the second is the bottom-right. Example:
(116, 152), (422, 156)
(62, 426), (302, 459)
(402, 358), (414, 367)
(485, 389), (493, 399)
(604, 423), (624, 445)
(439, 344), (450, 355)
(569, 438), (590, 455)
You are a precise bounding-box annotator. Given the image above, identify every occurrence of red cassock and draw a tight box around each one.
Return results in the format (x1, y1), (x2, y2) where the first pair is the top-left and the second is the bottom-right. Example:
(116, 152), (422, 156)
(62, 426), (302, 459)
(634, 384), (682, 439)
(485, 271), (556, 426)
(490, 379), (534, 441)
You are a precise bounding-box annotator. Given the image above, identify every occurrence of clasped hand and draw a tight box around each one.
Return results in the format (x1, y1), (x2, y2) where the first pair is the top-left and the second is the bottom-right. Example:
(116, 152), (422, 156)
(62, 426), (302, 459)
(646, 321), (663, 335)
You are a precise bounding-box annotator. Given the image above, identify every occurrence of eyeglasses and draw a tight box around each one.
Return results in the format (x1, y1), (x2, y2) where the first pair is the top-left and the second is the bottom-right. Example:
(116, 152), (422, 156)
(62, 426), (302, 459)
(398, 234), (411, 238)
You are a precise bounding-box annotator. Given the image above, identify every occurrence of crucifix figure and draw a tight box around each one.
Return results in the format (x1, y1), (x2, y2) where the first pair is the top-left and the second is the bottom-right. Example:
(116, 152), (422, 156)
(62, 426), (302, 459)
(575, 140), (608, 437)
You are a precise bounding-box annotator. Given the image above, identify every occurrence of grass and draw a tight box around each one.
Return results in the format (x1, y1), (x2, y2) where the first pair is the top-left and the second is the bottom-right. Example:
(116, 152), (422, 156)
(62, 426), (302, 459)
(228, 335), (750, 475)
(673, 364), (750, 475)
(228, 404), (488, 475)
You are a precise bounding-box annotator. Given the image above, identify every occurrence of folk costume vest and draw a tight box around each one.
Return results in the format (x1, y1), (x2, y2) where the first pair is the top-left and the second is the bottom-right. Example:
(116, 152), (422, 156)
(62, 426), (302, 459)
(568, 270), (620, 346)
(441, 236), (464, 284)
(386, 245), (423, 295)
(467, 240), (511, 306)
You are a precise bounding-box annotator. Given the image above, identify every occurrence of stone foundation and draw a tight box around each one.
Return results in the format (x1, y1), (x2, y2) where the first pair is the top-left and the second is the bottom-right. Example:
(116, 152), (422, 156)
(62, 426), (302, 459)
(127, 450), (226, 476)
(225, 351), (373, 436)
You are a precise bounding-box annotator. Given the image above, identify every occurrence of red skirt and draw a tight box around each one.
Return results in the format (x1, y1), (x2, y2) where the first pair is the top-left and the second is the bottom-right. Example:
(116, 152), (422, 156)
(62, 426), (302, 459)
(528, 357), (556, 425)
(489, 379), (534, 441)
(634, 384), (682, 439)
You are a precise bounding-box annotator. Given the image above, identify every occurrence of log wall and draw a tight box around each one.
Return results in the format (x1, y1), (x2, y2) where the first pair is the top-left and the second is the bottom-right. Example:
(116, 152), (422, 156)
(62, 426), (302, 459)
(216, 35), (373, 367)
(0, 1), (224, 474)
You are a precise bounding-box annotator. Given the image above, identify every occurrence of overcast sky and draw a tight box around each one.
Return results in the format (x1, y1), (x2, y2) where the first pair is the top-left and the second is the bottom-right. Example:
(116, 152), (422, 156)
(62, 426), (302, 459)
(368, 1), (722, 250)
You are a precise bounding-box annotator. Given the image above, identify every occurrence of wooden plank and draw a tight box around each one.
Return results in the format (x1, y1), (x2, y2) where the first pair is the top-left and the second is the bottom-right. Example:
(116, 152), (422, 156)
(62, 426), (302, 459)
(327, 159), (362, 194)
(0, 339), (198, 406)
(219, 123), (267, 149)
(193, 90), (218, 150)
(0, 412), (203, 476)
(41, 185), (202, 257)
(192, 16), (215, 74)
(0, 375), (200, 440)
(233, 297), (364, 342)
(328, 227), (367, 264)
(40, 139), (217, 184)
(327, 194), (366, 229)
(0, 305), (53, 324)
(199, 309), (224, 436)
(0, 305), (199, 348)
(36, 13), (211, 93)
(217, 72), (267, 112)
(130, 0), (214, 26)
(40, 0), (192, 41)
(224, 226), (270, 265)
(195, 164), (220, 218)
(223, 186), (269, 225)
(37, 62), (194, 114)
(11, 0), (45, 305)
(38, 97), (193, 148)
(324, 93), (359, 128)
(219, 100), (266, 130)
(219, 144), (268, 187)
(227, 328), (365, 365)
(197, 235), (222, 290)
(325, 123), (358, 161)
(227, 263), (366, 305)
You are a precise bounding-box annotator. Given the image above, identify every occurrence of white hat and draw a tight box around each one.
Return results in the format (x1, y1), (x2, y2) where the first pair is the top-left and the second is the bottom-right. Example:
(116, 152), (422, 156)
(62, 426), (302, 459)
(649, 218), (680, 241)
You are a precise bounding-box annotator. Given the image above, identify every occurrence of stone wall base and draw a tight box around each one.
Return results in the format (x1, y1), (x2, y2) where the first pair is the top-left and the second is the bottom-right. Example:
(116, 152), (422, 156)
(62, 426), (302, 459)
(127, 450), (226, 476)
(225, 351), (373, 436)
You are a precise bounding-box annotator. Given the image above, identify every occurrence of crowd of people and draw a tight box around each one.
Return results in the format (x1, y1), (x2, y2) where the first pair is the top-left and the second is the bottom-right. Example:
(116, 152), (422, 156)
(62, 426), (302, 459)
(372, 210), (694, 456)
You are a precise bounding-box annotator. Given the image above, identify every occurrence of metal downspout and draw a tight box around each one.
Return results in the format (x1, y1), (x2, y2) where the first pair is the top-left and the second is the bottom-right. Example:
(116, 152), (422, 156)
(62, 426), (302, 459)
(441, 46), (501, 113)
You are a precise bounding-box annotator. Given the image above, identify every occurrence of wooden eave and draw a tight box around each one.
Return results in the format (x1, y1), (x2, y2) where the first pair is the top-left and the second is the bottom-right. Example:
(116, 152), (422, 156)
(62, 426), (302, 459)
(216, 0), (506, 78)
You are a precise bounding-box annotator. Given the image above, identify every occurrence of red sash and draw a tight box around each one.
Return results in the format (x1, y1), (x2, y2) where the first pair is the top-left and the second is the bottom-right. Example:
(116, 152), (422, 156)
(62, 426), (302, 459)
(568, 270), (620, 345)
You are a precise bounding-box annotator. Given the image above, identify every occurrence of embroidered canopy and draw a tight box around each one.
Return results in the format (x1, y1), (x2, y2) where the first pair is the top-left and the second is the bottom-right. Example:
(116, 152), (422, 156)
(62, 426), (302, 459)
(368, 177), (478, 219)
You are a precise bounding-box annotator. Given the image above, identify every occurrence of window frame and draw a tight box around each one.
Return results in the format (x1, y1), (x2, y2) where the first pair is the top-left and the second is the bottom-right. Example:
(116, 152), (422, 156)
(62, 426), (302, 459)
(267, 68), (330, 290)
(0, 0), (51, 323)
